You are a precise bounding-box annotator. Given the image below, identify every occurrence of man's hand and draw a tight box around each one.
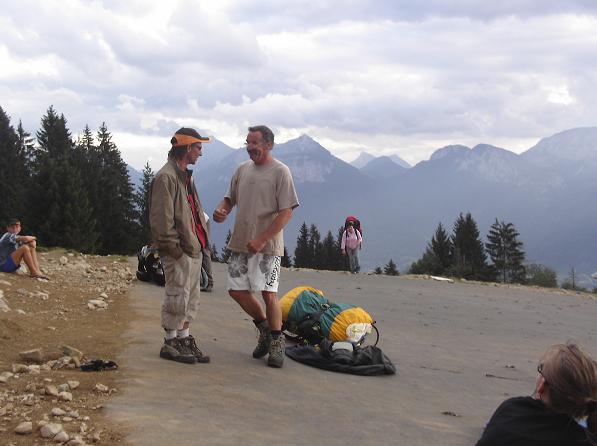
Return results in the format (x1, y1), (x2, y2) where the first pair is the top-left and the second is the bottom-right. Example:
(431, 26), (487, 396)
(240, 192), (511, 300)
(246, 237), (267, 254)
(213, 208), (229, 223)
(341, 249), (346, 256)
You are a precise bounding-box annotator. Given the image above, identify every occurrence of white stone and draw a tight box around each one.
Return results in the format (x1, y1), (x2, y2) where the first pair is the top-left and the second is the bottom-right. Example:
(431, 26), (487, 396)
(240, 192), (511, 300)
(12, 363), (28, 373)
(16, 309), (26, 314)
(14, 421), (33, 434)
(0, 371), (14, 383)
(87, 299), (107, 308)
(59, 256), (68, 265)
(40, 422), (63, 438)
(19, 348), (44, 363)
(45, 385), (59, 396)
(62, 346), (83, 359)
(54, 430), (70, 442)
(0, 296), (10, 312)
(58, 391), (73, 401)
(93, 383), (109, 393)
(66, 435), (86, 445)
(58, 384), (69, 392)
(51, 407), (66, 416)
(67, 381), (80, 390)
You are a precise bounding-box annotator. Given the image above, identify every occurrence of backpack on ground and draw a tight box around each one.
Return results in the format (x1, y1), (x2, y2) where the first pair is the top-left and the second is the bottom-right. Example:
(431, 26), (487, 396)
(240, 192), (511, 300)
(280, 286), (378, 347)
(136, 245), (208, 290)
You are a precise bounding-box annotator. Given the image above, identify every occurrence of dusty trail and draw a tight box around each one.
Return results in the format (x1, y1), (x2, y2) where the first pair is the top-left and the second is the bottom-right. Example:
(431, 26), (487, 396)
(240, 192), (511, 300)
(108, 263), (597, 445)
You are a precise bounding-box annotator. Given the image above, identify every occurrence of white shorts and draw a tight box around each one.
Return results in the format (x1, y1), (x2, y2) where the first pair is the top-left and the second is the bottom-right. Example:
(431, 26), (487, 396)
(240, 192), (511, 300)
(227, 252), (281, 292)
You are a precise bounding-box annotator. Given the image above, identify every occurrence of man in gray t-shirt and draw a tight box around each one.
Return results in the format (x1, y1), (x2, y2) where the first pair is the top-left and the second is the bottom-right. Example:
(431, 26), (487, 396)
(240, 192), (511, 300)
(214, 125), (299, 368)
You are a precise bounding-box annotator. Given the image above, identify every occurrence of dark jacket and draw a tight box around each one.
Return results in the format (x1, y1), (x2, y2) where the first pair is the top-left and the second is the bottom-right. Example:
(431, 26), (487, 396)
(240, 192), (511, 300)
(476, 396), (590, 446)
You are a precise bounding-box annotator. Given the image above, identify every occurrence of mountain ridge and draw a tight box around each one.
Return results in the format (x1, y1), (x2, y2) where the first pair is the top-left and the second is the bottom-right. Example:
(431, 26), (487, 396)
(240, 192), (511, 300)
(139, 126), (597, 284)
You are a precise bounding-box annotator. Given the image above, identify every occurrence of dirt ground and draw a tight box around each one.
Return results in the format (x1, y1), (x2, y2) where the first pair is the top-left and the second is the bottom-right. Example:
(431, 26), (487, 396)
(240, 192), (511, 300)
(0, 249), (135, 445)
(2, 250), (596, 445)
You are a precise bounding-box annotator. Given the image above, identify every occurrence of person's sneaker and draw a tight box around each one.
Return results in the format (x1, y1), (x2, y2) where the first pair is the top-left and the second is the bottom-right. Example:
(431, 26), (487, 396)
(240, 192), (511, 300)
(180, 335), (210, 363)
(253, 320), (271, 358)
(159, 338), (196, 364)
(267, 336), (285, 368)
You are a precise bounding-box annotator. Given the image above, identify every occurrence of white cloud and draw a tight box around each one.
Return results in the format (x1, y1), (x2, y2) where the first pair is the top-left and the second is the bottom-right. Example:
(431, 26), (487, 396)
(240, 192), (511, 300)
(2, 1), (597, 165)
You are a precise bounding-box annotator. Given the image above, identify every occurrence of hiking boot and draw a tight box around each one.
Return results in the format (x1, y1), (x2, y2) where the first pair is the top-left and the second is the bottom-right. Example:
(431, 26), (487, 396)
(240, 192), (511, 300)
(253, 320), (271, 359)
(180, 335), (210, 363)
(159, 338), (196, 364)
(267, 336), (285, 368)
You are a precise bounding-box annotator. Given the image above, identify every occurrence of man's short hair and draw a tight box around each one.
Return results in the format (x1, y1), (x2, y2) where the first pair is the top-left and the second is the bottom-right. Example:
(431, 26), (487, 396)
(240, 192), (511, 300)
(6, 218), (20, 227)
(248, 125), (274, 145)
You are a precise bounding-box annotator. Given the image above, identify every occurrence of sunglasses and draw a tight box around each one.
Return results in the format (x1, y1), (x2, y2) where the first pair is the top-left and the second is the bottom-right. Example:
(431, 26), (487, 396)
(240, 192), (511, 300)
(537, 363), (564, 395)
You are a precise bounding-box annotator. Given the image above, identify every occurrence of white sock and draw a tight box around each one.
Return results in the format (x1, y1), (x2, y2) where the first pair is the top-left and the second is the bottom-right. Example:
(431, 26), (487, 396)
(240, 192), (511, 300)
(177, 328), (189, 338)
(165, 329), (177, 340)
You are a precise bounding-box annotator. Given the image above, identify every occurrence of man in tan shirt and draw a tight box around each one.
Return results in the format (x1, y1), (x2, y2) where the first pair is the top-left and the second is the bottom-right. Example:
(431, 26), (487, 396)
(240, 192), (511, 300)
(213, 125), (299, 368)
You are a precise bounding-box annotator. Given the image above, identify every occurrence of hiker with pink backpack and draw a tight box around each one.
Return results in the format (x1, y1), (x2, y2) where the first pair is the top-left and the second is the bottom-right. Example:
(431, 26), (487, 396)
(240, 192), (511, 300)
(341, 216), (363, 274)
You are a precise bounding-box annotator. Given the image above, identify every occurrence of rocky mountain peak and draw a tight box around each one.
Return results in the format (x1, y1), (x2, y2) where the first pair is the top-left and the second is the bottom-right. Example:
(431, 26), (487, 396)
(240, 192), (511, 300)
(429, 144), (470, 161)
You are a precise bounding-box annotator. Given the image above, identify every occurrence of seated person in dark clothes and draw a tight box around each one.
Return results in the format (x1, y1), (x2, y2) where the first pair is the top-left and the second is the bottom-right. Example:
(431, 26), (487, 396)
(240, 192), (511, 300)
(0, 218), (49, 280)
(476, 342), (597, 446)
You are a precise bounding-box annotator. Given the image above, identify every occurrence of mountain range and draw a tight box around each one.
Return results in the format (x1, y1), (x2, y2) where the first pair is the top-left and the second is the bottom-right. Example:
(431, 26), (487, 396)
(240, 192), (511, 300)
(131, 127), (597, 285)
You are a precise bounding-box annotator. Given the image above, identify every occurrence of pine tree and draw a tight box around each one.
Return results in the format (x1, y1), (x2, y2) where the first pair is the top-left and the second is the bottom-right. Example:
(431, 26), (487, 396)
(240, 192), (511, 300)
(293, 222), (310, 268)
(450, 213), (489, 280)
(431, 223), (452, 271)
(308, 223), (322, 269)
(281, 246), (292, 267)
(374, 266), (382, 274)
(30, 106), (98, 251)
(135, 162), (155, 244)
(320, 230), (338, 270)
(409, 222), (453, 275)
(408, 250), (442, 275)
(16, 120), (35, 166)
(221, 230), (232, 263)
(94, 122), (139, 254)
(485, 219), (526, 283)
(210, 243), (219, 262)
(384, 259), (399, 276)
(0, 106), (26, 225)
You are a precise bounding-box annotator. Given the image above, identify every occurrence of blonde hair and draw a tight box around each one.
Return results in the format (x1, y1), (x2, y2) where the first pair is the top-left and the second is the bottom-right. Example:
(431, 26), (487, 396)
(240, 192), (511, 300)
(541, 342), (597, 443)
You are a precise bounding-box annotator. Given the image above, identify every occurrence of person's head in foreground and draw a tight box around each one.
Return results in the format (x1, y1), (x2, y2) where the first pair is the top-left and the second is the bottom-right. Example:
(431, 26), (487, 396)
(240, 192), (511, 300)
(477, 342), (597, 446)
(536, 343), (597, 429)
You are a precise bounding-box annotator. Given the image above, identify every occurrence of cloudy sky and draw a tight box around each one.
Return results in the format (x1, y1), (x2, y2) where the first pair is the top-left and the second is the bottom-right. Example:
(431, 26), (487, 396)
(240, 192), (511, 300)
(2, 0), (597, 170)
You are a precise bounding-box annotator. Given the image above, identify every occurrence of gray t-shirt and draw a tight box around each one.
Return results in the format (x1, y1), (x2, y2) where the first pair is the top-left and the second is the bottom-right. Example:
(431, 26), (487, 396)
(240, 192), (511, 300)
(226, 159), (299, 256)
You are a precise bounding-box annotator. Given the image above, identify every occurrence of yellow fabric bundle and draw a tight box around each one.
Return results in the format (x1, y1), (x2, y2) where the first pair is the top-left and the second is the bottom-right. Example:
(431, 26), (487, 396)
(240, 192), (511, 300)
(329, 307), (374, 342)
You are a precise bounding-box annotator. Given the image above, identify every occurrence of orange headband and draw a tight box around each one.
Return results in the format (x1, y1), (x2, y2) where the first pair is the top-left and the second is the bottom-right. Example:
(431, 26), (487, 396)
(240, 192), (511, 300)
(171, 134), (211, 147)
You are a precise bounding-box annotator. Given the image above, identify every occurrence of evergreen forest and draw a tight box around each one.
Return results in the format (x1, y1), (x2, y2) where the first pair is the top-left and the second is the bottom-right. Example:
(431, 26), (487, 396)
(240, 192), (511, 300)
(0, 105), (150, 255)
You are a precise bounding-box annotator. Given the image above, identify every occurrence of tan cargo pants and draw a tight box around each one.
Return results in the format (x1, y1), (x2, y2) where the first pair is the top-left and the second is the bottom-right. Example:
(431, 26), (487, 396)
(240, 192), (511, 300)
(161, 252), (203, 330)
